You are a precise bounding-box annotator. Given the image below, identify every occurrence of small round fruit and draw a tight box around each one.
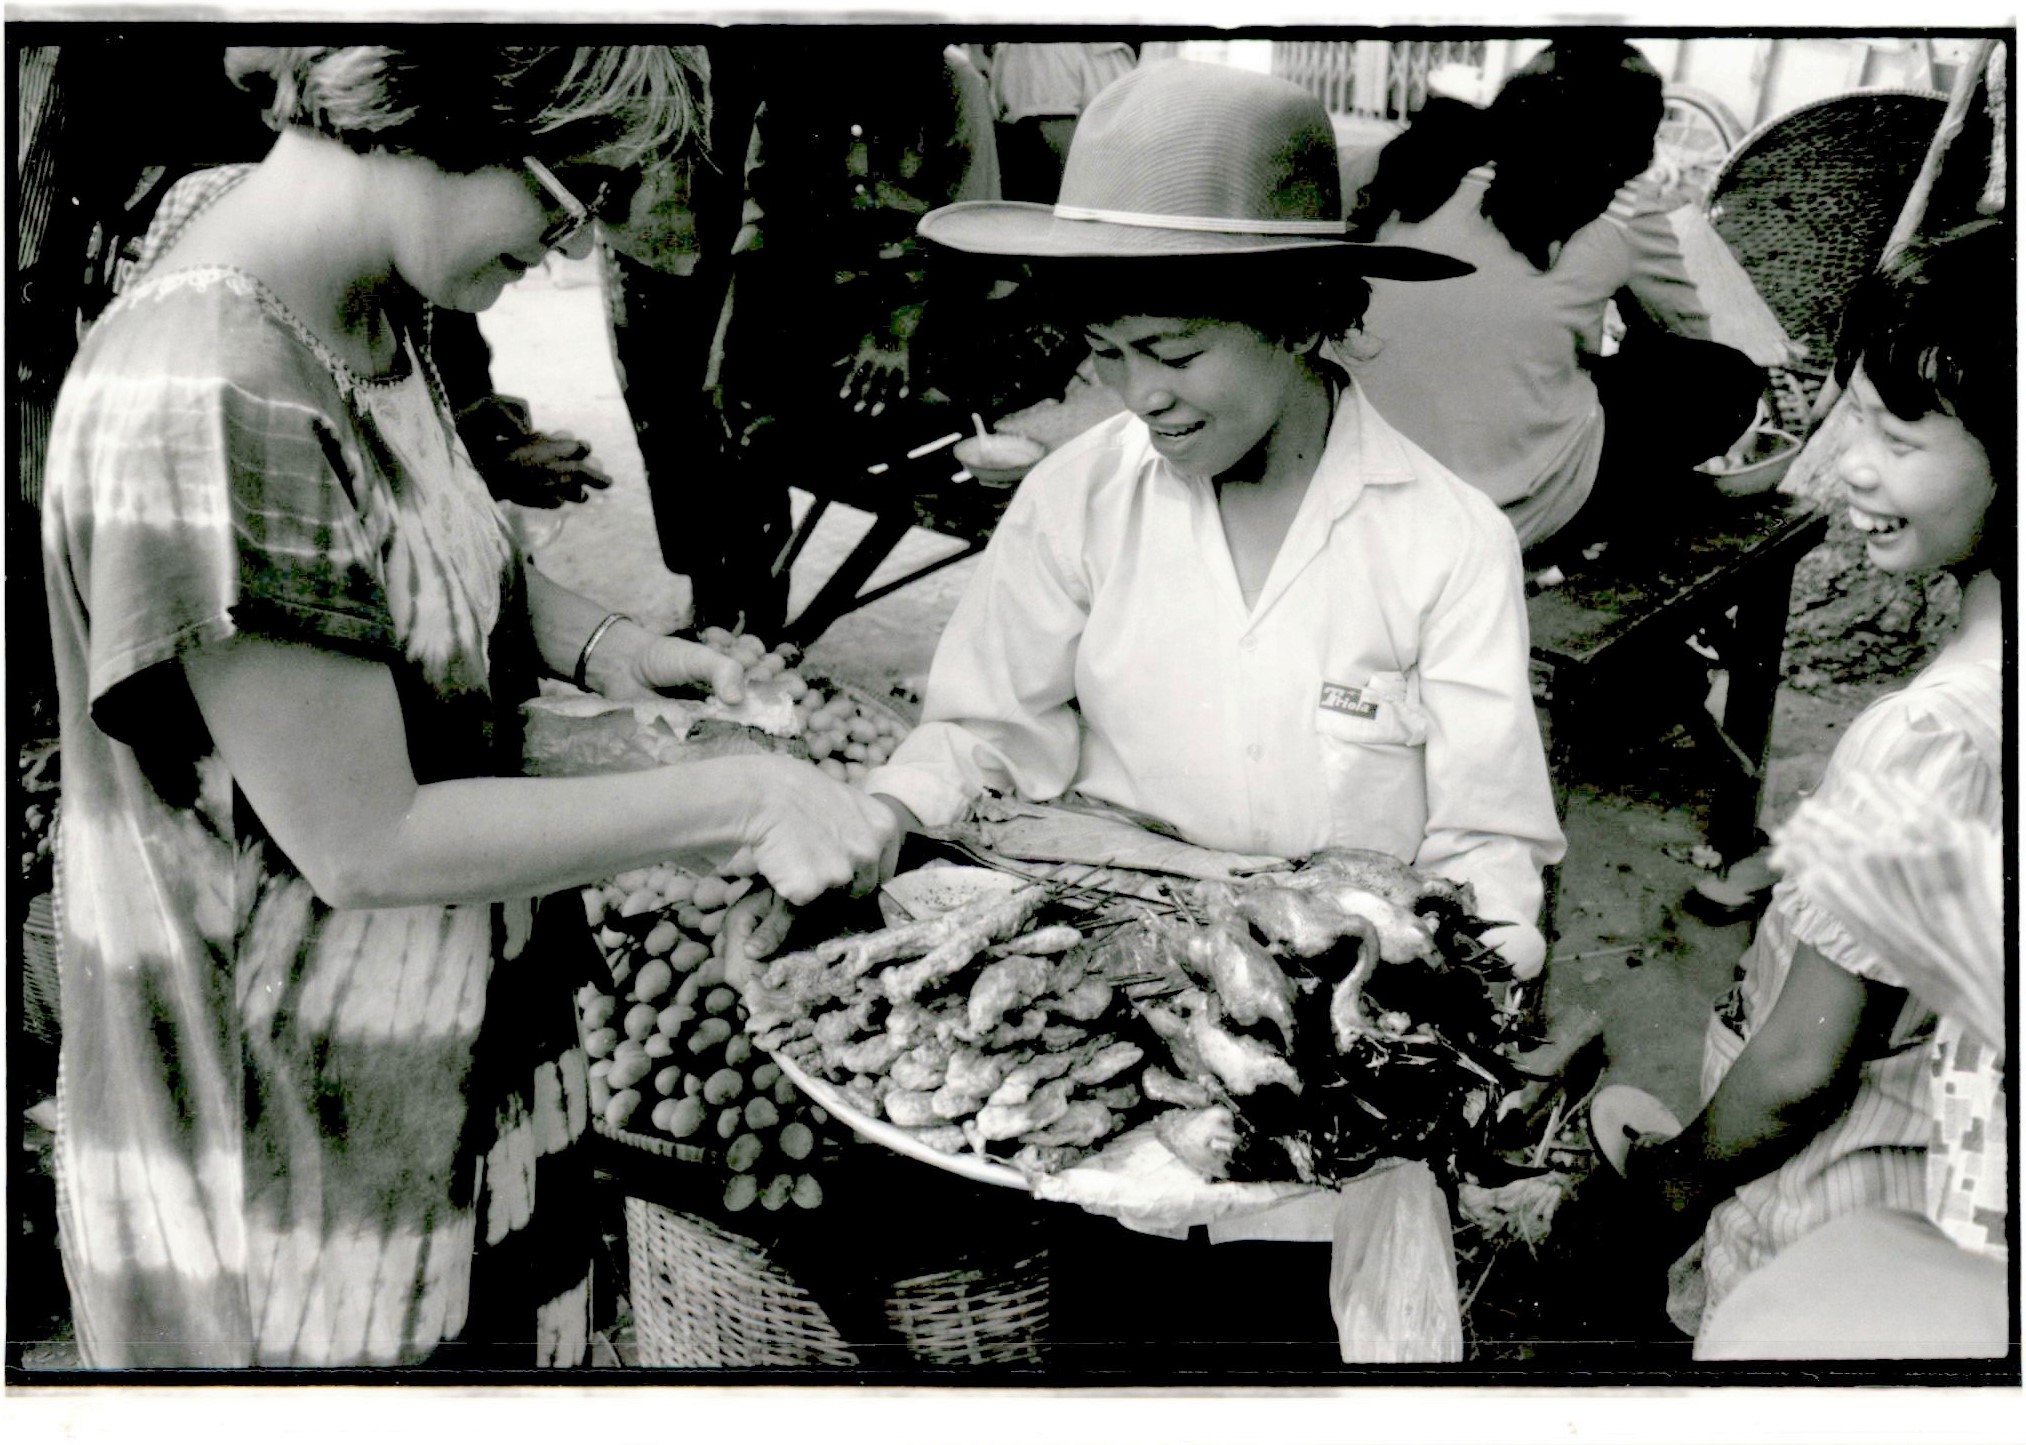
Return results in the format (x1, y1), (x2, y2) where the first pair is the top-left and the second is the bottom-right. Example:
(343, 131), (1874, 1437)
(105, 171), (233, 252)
(722, 876), (754, 906)
(773, 1075), (799, 1107)
(716, 1106), (742, 1141)
(697, 909), (726, 939)
(606, 1053), (652, 1091)
(682, 1072), (705, 1097)
(643, 1033), (676, 1059)
(665, 1096), (707, 1139)
(791, 1174), (824, 1209)
(687, 1017), (733, 1055)
(723, 1174), (760, 1213)
(612, 1037), (649, 1068)
(777, 1122), (815, 1161)
(654, 1064), (684, 1096)
(642, 920), (682, 957)
(651, 1097), (678, 1131)
(632, 959), (675, 1004)
(744, 1097), (780, 1131)
(657, 1003), (695, 1036)
(703, 1067), (745, 1105)
(726, 1133), (765, 1173)
(627, 996), (665, 1035)
(752, 1062), (782, 1090)
(704, 986), (738, 1017)
(618, 888), (660, 918)
(589, 1076), (612, 1114)
(691, 876), (729, 911)
(760, 1173), (795, 1211)
(582, 994), (618, 1030)
(604, 1088), (643, 1130)
(722, 1033), (754, 1068)
(583, 1027), (620, 1060)
(670, 939), (712, 972)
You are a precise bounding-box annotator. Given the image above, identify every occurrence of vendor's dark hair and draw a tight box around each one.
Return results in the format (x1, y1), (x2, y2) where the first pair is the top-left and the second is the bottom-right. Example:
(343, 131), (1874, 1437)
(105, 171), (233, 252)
(1351, 41), (1663, 271)
(1020, 253), (1373, 354)
(1834, 218), (2014, 577)
(224, 45), (709, 173)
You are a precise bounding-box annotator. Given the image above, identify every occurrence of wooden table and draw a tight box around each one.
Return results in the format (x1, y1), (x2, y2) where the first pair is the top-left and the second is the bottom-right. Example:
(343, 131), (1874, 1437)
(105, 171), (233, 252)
(774, 432), (1024, 649)
(1526, 490), (1830, 868)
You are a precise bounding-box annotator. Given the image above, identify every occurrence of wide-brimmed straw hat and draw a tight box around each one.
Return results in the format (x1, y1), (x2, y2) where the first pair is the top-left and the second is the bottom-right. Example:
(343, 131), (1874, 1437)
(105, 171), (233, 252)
(920, 60), (1470, 280)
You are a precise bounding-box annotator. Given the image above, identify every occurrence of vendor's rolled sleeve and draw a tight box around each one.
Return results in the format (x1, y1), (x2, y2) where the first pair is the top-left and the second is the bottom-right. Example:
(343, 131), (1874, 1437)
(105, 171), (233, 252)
(861, 458), (1094, 828)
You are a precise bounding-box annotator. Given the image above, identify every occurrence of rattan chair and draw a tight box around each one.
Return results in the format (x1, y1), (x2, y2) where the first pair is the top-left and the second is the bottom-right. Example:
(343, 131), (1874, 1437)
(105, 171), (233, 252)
(1705, 87), (1948, 429)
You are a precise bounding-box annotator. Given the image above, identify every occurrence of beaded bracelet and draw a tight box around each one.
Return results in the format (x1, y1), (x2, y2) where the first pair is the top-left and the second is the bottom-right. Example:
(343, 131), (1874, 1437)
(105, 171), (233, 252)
(572, 611), (631, 692)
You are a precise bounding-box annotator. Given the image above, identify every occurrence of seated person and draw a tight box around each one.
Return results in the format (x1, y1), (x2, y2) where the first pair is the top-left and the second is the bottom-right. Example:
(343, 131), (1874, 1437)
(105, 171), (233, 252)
(866, 59), (1564, 982)
(1594, 221), (2009, 1357)
(1348, 40), (1763, 561)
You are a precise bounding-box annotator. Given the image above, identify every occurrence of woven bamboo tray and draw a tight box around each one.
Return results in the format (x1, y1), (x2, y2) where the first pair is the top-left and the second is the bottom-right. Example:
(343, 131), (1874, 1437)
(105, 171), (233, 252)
(623, 1195), (1051, 1367)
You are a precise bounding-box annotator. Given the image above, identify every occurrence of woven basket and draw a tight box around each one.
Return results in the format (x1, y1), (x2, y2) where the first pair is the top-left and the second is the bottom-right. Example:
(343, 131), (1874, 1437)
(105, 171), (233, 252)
(21, 890), (60, 1046)
(1707, 89), (1947, 377)
(623, 1195), (1051, 1367)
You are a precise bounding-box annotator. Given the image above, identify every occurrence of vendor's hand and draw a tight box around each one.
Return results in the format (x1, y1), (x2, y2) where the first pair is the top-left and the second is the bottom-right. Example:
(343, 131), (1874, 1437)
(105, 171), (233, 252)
(588, 627), (749, 704)
(730, 754), (901, 906)
(833, 335), (912, 417)
(870, 793), (920, 885)
(1480, 920), (1547, 981)
(718, 885), (795, 991)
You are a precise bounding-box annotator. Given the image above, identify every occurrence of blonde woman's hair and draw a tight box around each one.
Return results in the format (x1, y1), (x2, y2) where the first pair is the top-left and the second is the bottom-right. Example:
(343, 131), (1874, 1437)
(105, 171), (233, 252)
(224, 45), (710, 173)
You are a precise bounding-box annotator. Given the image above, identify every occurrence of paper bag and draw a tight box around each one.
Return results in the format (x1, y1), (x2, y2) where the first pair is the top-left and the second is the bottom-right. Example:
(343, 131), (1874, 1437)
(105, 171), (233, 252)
(1328, 1159), (1464, 1363)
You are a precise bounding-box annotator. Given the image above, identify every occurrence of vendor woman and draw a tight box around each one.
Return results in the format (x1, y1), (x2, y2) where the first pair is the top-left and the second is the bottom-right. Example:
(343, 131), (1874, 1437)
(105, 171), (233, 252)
(865, 61), (1564, 982)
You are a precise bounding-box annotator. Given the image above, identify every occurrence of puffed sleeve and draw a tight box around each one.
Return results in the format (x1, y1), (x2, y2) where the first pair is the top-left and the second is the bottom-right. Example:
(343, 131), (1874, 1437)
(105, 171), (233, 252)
(43, 281), (397, 749)
(861, 454), (1094, 829)
(1775, 668), (2003, 992)
(1408, 491), (1567, 933)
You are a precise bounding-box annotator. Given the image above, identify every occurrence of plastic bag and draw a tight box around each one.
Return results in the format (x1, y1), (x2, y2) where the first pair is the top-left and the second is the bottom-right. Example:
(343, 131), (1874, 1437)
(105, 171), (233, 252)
(1328, 1160), (1463, 1363)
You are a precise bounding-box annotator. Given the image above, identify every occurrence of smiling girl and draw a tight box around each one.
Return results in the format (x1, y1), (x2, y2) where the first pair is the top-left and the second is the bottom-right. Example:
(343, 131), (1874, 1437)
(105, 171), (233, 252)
(1597, 218), (2011, 1357)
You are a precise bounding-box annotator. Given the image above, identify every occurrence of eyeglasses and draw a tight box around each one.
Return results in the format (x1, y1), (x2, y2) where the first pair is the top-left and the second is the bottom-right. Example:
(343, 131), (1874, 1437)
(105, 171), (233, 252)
(525, 155), (612, 251)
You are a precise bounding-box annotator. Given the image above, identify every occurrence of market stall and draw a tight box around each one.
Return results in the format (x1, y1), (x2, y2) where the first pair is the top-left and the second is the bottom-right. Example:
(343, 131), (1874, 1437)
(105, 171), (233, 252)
(530, 634), (1595, 1367)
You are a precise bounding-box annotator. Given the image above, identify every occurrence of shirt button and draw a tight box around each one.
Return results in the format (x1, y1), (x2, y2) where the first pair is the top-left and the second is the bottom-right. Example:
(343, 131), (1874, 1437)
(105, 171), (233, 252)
(1246, 744), (1263, 761)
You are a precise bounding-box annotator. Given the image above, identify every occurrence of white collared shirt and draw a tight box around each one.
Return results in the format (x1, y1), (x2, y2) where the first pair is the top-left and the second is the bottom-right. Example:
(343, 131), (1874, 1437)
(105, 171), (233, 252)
(864, 383), (1565, 931)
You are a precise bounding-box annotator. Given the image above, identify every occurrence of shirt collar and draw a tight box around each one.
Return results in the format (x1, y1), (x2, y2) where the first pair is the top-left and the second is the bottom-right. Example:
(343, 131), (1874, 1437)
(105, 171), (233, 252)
(1129, 374), (1420, 505)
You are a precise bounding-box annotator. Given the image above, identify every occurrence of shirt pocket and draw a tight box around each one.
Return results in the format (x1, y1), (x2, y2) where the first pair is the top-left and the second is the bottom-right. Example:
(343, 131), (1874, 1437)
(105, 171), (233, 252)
(1314, 670), (1428, 749)
(1313, 671), (1429, 854)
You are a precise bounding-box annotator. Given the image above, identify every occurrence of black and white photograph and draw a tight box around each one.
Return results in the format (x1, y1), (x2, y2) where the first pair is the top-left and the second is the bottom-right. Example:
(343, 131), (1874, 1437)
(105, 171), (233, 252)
(4, 2), (2017, 1436)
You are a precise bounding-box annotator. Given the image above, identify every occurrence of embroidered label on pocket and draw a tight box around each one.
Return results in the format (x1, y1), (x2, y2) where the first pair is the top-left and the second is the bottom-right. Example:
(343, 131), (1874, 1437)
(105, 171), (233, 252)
(1319, 682), (1380, 720)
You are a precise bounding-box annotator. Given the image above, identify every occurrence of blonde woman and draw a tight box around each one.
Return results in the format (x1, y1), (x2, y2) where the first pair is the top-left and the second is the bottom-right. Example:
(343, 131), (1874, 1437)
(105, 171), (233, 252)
(41, 45), (895, 1368)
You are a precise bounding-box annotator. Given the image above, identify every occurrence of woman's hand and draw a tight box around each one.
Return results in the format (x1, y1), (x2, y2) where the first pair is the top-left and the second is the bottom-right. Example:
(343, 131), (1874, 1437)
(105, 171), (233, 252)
(585, 625), (749, 704)
(727, 755), (901, 906)
(834, 303), (922, 417)
(1481, 920), (1547, 981)
(719, 885), (795, 991)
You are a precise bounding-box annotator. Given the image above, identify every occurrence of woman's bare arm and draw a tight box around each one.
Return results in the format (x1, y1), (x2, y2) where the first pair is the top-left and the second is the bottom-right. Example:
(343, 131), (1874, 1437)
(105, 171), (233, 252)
(182, 632), (895, 908)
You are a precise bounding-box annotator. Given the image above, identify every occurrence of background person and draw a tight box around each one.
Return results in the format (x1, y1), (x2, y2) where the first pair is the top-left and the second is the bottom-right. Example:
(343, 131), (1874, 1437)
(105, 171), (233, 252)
(1348, 40), (1764, 562)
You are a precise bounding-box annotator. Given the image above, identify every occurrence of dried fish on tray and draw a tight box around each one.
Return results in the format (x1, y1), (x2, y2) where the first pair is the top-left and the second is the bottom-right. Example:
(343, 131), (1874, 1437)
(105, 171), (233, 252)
(734, 797), (1542, 1221)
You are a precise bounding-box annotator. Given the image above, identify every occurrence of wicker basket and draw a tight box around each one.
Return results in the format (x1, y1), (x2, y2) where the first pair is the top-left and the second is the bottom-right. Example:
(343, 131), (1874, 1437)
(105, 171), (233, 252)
(623, 1195), (1051, 1367)
(1707, 88), (1948, 376)
(21, 890), (60, 1046)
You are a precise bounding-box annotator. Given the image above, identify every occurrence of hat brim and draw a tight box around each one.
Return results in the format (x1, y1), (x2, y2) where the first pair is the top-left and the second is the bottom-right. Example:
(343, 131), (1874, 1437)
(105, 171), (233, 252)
(919, 200), (1472, 281)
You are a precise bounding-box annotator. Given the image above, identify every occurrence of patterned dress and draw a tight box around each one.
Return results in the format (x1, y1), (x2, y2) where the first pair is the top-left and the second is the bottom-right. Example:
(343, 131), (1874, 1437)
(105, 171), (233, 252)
(1677, 654), (2004, 1332)
(41, 167), (596, 1367)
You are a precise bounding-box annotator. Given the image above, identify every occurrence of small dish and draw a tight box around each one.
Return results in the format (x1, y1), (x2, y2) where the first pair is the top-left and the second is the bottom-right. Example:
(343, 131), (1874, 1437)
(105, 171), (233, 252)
(1698, 426), (1801, 497)
(955, 433), (1047, 487)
